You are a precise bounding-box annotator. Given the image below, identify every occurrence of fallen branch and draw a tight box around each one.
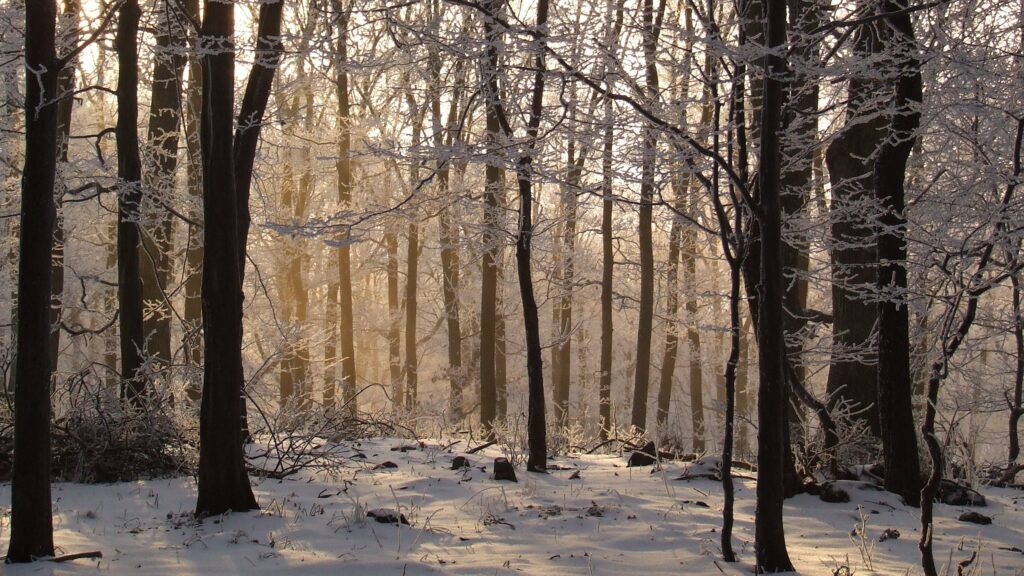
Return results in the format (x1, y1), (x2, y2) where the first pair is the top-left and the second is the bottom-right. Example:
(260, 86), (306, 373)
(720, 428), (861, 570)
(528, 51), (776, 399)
(52, 551), (103, 562)
(467, 440), (496, 454)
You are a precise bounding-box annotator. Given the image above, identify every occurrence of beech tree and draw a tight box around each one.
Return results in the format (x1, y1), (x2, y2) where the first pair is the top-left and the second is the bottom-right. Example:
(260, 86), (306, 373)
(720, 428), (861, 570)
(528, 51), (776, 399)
(8, 0), (60, 561)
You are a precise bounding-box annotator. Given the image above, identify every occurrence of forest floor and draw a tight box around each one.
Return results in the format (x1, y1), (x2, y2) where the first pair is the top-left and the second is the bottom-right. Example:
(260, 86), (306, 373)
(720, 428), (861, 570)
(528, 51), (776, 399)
(1, 437), (1022, 575)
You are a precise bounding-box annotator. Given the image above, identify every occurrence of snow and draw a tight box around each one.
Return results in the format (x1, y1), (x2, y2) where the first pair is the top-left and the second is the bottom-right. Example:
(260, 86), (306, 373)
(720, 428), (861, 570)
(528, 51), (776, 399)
(1, 437), (1022, 575)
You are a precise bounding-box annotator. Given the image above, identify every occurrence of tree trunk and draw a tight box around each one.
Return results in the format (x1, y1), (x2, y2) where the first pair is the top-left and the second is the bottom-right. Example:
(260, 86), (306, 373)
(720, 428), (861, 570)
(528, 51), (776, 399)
(597, 0), (624, 441)
(232, 0), (284, 435)
(874, 0), (923, 509)
(386, 230), (403, 409)
(737, 313), (751, 453)
(182, 0), (203, 394)
(824, 20), (887, 437)
(116, 0), (146, 404)
(405, 220), (419, 407)
(333, 4), (358, 416)
(1010, 271), (1023, 464)
(754, 0), (795, 570)
(631, 0), (662, 433)
(8, 0), (59, 561)
(141, 0), (189, 375)
(656, 196), (682, 429)
(720, 210), (744, 565)
(324, 282), (338, 407)
(49, 0), (79, 374)
(555, 146), (580, 425)
(599, 113), (614, 439)
(431, 41), (465, 421)
(780, 0), (819, 463)
(513, 0), (550, 472)
(479, 0), (505, 435)
(495, 279), (508, 421)
(195, 0), (258, 516)
(683, 227), (705, 452)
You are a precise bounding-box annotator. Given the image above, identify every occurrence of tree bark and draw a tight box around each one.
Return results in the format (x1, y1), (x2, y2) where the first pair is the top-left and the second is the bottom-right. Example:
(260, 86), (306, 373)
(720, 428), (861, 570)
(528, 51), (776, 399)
(824, 20), (887, 437)
(8, 0), (59, 561)
(597, 0), (624, 441)
(333, 3), (358, 416)
(141, 0), (189, 374)
(754, 0), (795, 570)
(555, 144), (580, 425)
(479, 0), (505, 435)
(1010, 271), (1023, 464)
(428, 33), (465, 421)
(182, 0), (203, 393)
(386, 231), (403, 408)
(116, 0), (146, 404)
(631, 0), (663, 433)
(514, 0), (550, 472)
(405, 220), (419, 407)
(232, 0), (284, 434)
(599, 114), (614, 439)
(874, 0), (923, 509)
(195, 0), (258, 516)
(657, 192), (682, 429)
(49, 0), (79, 374)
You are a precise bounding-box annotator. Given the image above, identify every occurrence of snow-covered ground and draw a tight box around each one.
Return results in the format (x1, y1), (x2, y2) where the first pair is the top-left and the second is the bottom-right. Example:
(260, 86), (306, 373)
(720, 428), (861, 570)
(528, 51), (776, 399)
(1, 438), (1021, 575)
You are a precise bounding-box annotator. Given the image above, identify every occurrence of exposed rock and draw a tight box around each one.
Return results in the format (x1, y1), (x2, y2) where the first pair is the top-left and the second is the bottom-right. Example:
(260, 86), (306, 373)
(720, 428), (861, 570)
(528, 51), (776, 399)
(493, 457), (517, 482)
(373, 461), (398, 470)
(451, 455), (470, 470)
(391, 444), (422, 452)
(879, 528), (900, 542)
(938, 480), (986, 506)
(958, 511), (992, 525)
(820, 482), (851, 503)
(367, 508), (409, 525)
(627, 442), (658, 467)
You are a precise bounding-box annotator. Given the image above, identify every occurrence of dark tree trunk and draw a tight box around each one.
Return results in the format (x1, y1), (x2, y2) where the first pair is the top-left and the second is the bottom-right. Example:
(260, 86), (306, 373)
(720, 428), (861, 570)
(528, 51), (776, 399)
(874, 0), (923, 509)
(195, 0), (258, 516)
(1010, 271), (1023, 464)
(117, 0), (146, 404)
(682, 195), (705, 452)
(555, 145), (580, 425)
(141, 0), (189, 374)
(182, 0), (203, 391)
(430, 40), (465, 421)
(8, 0), (59, 561)
(598, 0), (624, 442)
(49, 0), (79, 374)
(656, 205), (682, 429)
(631, 0), (662, 433)
(717, 66), (747, 565)
(405, 221), (419, 407)
(780, 0), (819, 460)
(720, 254), (741, 564)
(324, 282), (338, 407)
(754, 0), (795, 571)
(599, 113), (614, 440)
(495, 282), (508, 421)
(824, 20), (886, 437)
(386, 231), (403, 408)
(512, 0), (550, 472)
(234, 0), (284, 272)
(332, 4), (357, 415)
(232, 0), (284, 432)
(479, 0), (504, 435)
